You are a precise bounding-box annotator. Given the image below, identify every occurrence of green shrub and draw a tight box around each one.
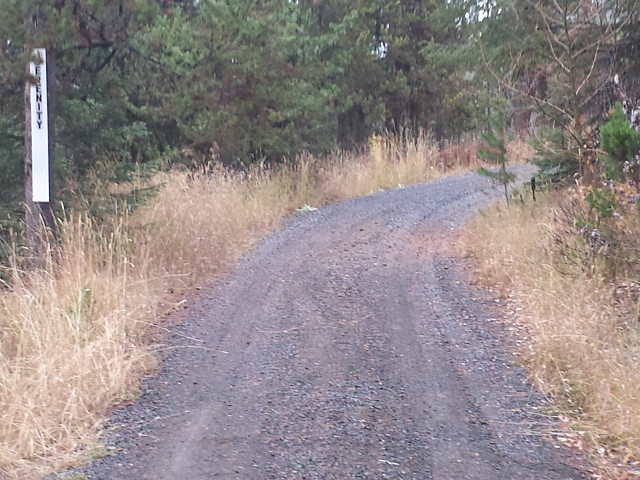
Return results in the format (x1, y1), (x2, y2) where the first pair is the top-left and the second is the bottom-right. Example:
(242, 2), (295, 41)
(599, 102), (640, 181)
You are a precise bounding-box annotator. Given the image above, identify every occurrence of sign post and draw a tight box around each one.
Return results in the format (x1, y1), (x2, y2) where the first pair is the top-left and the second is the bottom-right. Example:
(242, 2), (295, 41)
(30, 48), (50, 203)
(25, 48), (55, 254)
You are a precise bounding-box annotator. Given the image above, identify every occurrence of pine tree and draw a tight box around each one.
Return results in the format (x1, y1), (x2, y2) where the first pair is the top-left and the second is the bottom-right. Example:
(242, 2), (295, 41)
(478, 128), (517, 204)
(600, 102), (640, 182)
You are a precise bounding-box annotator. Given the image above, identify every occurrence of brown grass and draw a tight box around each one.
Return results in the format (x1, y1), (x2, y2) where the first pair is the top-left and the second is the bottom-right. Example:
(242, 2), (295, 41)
(0, 133), (490, 479)
(0, 212), (157, 478)
(460, 191), (640, 477)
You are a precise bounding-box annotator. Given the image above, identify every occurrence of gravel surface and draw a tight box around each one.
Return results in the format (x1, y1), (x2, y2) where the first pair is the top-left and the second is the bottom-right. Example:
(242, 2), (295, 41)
(59, 165), (590, 479)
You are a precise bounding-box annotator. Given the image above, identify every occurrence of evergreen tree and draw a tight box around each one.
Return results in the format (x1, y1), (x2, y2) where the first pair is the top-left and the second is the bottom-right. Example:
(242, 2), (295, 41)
(0, 0), (159, 219)
(480, 0), (638, 179)
(600, 102), (640, 182)
(478, 127), (517, 203)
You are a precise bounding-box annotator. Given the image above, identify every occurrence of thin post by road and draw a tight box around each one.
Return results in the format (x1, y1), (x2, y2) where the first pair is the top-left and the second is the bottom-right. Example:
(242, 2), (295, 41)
(25, 48), (56, 256)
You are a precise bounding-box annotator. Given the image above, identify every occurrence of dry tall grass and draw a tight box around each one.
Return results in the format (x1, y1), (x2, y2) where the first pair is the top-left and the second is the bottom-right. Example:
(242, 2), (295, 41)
(461, 191), (640, 475)
(0, 134), (490, 479)
(137, 131), (488, 286)
(0, 213), (157, 478)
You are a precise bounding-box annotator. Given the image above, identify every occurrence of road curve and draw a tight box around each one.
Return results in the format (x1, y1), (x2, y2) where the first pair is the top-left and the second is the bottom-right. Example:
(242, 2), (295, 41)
(70, 165), (589, 480)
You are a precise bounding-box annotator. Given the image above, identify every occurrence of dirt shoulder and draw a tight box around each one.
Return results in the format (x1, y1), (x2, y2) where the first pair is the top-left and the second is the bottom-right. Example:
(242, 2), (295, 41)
(63, 166), (590, 479)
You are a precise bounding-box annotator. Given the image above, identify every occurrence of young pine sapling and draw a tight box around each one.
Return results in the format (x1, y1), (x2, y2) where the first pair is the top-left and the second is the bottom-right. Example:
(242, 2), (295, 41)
(478, 129), (516, 204)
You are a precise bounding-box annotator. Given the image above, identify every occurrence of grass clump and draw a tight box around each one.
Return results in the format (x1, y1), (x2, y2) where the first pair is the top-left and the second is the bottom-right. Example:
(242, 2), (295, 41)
(0, 212), (157, 477)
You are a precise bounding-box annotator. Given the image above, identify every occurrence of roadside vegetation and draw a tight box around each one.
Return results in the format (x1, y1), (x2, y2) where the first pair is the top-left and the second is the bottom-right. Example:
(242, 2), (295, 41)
(461, 105), (640, 478)
(462, 188), (640, 479)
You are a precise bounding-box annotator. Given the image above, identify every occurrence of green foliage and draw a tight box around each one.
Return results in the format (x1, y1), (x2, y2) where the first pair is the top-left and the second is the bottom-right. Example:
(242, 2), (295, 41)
(0, 0), (638, 238)
(136, 0), (346, 165)
(571, 187), (632, 280)
(599, 103), (640, 181)
(0, 115), (24, 210)
(0, 0), (163, 226)
(0, 0), (510, 211)
(480, 0), (638, 181)
(478, 128), (517, 203)
(479, 129), (508, 165)
(576, 188), (619, 229)
(532, 127), (581, 180)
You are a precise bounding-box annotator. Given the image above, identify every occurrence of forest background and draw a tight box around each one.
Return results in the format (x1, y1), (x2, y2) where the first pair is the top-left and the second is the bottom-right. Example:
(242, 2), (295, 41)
(0, 0), (634, 225)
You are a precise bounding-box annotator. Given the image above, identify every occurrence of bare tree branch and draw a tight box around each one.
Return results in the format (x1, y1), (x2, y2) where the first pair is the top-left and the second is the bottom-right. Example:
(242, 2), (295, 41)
(479, 36), (574, 125)
(576, 40), (601, 96)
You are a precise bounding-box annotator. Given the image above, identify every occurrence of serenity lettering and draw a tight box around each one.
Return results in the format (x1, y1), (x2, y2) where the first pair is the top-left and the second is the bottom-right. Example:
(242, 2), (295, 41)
(34, 64), (44, 130)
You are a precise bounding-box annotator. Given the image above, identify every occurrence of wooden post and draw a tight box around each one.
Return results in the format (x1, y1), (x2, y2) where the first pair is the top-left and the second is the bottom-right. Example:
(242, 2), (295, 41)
(531, 176), (536, 202)
(25, 48), (56, 255)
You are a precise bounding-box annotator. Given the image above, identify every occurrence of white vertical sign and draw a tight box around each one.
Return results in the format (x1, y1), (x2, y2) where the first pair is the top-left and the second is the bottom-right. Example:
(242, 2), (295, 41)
(30, 48), (50, 202)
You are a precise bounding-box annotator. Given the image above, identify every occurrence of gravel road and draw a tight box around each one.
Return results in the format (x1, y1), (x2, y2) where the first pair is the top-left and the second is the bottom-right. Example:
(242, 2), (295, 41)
(66, 165), (590, 480)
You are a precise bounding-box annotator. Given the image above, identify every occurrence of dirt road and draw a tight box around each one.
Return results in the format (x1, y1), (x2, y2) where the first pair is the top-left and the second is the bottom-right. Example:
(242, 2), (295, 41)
(72, 166), (588, 479)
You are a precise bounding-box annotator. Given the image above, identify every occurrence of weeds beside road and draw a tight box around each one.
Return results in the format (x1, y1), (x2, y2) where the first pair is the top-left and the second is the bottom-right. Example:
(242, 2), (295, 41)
(461, 192), (640, 478)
